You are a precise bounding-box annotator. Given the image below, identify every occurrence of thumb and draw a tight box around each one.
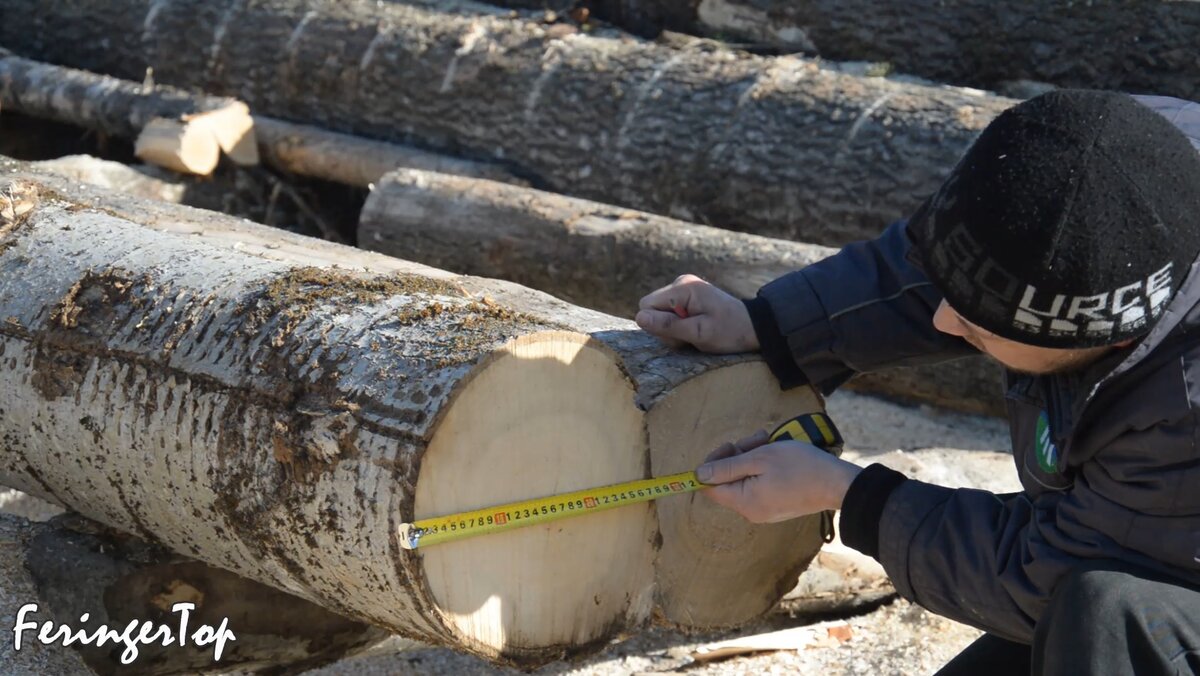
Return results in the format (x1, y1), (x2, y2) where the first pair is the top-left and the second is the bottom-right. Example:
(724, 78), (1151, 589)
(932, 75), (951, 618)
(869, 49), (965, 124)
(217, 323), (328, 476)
(696, 451), (762, 485)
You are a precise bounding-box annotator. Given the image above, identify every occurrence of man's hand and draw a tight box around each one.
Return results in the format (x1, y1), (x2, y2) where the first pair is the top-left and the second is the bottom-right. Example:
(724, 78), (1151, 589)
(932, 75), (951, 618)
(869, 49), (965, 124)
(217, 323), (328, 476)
(696, 431), (862, 523)
(635, 274), (759, 353)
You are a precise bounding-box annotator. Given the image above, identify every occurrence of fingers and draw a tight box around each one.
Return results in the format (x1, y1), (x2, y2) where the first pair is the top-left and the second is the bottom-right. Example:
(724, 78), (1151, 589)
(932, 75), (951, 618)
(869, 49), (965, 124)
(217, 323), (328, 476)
(702, 479), (757, 516)
(696, 450), (763, 486)
(736, 429), (771, 452)
(638, 274), (705, 313)
(704, 441), (738, 463)
(635, 309), (713, 348)
(703, 429), (770, 463)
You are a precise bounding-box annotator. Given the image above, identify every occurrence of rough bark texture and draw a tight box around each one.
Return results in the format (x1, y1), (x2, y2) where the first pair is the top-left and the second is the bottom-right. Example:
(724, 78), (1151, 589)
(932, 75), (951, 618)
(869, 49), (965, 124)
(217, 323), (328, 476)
(253, 117), (522, 188)
(0, 0), (1016, 246)
(1, 50), (517, 188)
(32, 156), (191, 204)
(0, 48), (237, 140)
(360, 169), (1006, 415)
(0, 512), (390, 675)
(0, 159), (831, 662)
(564, 0), (1200, 101)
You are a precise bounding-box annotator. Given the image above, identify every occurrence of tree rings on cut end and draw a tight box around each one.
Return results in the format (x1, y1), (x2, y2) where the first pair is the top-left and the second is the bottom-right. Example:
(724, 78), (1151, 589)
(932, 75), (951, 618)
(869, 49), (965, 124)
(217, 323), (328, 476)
(648, 361), (828, 627)
(415, 331), (654, 661)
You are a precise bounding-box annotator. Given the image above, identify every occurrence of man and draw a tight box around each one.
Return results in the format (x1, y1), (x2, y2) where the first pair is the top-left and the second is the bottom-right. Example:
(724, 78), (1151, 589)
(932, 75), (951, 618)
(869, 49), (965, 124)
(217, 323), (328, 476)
(636, 90), (1200, 674)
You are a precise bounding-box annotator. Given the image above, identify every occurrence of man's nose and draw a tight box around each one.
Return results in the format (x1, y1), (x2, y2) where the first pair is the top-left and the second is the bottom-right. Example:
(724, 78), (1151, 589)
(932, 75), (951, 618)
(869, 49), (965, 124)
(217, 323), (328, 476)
(932, 300), (967, 337)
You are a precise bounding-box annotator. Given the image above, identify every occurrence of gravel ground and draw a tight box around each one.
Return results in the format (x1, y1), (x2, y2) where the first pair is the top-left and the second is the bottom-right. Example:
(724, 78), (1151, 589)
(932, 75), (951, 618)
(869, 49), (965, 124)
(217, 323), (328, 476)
(310, 389), (1018, 676)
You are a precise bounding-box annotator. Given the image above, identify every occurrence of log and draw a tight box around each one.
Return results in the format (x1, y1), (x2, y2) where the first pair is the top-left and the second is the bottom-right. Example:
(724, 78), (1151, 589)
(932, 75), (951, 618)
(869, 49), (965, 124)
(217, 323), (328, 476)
(0, 512), (390, 675)
(253, 117), (524, 188)
(0, 51), (518, 187)
(0, 48), (255, 174)
(0, 0), (1016, 246)
(561, 1), (1200, 102)
(359, 168), (1006, 416)
(0, 159), (829, 664)
(31, 156), (190, 204)
(134, 117), (222, 175)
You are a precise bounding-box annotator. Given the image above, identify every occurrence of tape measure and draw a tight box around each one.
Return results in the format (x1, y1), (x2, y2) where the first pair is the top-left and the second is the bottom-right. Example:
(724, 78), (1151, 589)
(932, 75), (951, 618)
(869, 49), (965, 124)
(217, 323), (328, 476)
(398, 412), (843, 550)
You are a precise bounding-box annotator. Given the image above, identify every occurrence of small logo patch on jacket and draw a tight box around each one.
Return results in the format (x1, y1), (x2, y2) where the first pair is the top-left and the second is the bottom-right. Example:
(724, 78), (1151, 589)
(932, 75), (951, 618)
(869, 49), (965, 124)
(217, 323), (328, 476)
(1036, 410), (1059, 474)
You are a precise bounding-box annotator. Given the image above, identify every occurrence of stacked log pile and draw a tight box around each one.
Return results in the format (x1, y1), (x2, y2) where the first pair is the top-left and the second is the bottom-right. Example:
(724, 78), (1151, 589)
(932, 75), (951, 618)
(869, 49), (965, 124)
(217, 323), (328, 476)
(0, 0), (1172, 671)
(0, 0), (1015, 245)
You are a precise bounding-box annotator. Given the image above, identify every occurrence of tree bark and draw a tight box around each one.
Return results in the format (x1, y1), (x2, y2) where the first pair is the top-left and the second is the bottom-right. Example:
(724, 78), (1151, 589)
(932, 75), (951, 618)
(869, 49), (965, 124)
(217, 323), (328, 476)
(1, 50), (518, 187)
(253, 117), (524, 188)
(0, 48), (238, 141)
(359, 168), (1006, 416)
(0, 159), (831, 663)
(0, 0), (1015, 246)
(0, 512), (391, 675)
(563, 1), (1200, 102)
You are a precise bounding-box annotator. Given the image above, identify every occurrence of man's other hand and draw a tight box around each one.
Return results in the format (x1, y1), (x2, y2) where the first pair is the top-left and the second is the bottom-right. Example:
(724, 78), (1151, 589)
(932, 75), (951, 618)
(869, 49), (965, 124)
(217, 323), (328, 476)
(695, 431), (862, 523)
(636, 274), (759, 353)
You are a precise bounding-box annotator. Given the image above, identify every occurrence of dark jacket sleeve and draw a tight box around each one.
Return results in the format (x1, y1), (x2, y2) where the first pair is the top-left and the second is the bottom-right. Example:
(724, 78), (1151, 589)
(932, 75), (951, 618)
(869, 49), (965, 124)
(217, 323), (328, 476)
(745, 219), (975, 392)
(840, 400), (1200, 643)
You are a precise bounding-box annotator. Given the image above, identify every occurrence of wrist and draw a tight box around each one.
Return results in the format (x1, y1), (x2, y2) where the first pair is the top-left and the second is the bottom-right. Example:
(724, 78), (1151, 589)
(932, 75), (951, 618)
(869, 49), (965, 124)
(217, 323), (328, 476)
(827, 459), (862, 510)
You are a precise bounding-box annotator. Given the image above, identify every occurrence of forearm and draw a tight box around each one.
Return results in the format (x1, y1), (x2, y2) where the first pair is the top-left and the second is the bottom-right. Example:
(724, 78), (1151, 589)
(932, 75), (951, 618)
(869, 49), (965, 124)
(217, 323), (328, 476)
(746, 220), (974, 391)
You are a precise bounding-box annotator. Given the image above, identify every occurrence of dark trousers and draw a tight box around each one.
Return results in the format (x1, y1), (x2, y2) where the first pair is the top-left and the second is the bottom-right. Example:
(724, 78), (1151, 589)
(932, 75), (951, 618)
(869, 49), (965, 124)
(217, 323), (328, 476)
(933, 563), (1200, 675)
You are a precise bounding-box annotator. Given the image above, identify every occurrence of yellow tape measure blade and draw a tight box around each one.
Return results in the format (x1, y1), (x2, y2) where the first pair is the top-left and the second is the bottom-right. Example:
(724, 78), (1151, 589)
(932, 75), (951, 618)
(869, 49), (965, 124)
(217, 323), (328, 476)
(400, 470), (702, 550)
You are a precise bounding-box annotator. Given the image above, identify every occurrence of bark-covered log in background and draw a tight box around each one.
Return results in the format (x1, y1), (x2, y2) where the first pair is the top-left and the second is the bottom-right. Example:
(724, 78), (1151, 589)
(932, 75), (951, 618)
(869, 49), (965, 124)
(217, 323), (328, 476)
(0, 0), (1015, 246)
(526, 1), (1200, 101)
(0, 48), (239, 140)
(360, 168), (1006, 416)
(1, 52), (519, 189)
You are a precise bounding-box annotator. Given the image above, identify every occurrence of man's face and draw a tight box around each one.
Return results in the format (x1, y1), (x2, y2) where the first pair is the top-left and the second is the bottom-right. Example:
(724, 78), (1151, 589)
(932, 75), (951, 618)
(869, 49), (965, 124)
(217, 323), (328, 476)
(932, 301), (1127, 375)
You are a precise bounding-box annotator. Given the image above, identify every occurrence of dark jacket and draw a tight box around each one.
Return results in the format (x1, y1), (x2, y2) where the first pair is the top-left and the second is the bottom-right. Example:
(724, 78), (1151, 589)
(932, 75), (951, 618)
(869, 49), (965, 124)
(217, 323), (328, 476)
(745, 94), (1200, 643)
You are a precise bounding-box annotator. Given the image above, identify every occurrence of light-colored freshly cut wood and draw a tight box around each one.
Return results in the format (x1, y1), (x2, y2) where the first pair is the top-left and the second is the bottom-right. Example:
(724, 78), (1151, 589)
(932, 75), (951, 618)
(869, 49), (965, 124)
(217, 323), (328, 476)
(0, 0), (1016, 245)
(0, 159), (834, 661)
(647, 361), (827, 625)
(187, 101), (259, 166)
(359, 168), (1007, 416)
(0, 513), (390, 674)
(135, 117), (220, 175)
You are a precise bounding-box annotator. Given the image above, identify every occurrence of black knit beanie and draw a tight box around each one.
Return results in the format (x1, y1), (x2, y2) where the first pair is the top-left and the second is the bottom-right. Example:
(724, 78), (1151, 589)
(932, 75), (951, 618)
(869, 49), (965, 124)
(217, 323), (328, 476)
(909, 90), (1200, 348)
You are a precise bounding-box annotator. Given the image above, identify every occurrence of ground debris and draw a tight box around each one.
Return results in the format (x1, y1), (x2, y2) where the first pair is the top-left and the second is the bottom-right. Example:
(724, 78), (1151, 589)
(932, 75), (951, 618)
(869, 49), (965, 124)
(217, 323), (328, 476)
(0, 180), (39, 252)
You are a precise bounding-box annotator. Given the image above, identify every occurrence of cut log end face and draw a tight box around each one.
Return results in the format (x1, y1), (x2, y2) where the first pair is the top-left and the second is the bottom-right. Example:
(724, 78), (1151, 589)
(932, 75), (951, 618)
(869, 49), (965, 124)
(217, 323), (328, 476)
(648, 361), (828, 627)
(416, 332), (655, 662)
(135, 117), (220, 175)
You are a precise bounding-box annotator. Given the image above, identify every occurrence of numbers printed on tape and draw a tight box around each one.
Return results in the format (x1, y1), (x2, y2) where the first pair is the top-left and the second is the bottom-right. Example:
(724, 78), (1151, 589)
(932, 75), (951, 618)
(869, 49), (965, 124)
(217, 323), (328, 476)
(398, 471), (702, 550)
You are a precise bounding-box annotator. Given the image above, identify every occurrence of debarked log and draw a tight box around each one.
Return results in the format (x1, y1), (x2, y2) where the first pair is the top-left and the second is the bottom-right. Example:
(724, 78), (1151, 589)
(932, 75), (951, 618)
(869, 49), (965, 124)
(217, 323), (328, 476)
(0, 0), (1015, 246)
(359, 168), (1006, 415)
(0, 512), (390, 675)
(0, 159), (827, 666)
